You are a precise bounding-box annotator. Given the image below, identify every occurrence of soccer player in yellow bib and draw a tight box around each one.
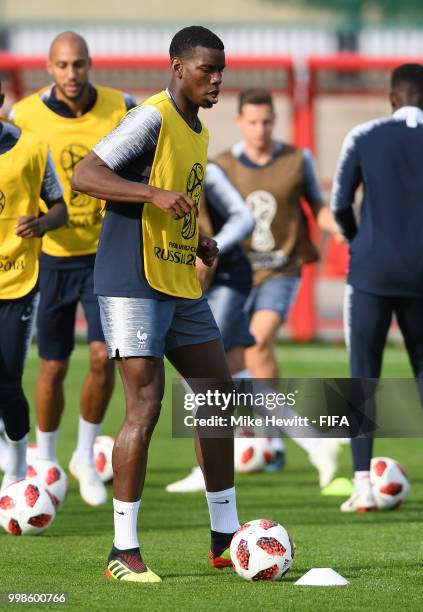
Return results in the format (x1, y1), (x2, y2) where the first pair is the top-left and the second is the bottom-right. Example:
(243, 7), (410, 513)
(0, 81), (67, 492)
(11, 32), (136, 506)
(73, 26), (240, 583)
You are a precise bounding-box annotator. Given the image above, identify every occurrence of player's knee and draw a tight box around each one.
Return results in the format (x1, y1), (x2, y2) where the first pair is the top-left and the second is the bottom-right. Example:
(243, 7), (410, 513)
(89, 344), (114, 382)
(39, 359), (68, 386)
(126, 398), (161, 441)
(251, 333), (274, 353)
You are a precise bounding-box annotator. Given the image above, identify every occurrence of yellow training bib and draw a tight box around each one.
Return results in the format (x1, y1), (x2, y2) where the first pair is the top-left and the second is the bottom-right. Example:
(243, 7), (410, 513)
(140, 91), (208, 299)
(0, 125), (48, 299)
(12, 86), (127, 257)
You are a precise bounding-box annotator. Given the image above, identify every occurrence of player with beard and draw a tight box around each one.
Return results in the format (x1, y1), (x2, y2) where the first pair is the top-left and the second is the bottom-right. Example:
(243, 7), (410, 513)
(11, 32), (136, 506)
(72, 26), (241, 583)
(0, 81), (67, 491)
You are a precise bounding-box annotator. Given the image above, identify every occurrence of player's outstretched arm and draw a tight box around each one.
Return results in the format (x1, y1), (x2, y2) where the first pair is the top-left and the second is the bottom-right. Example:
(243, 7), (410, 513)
(16, 198), (68, 239)
(72, 151), (197, 220)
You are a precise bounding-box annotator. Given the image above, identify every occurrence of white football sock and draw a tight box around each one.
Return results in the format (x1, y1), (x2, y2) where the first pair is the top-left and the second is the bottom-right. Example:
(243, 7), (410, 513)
(206, 486), (240, 534)
(36, 427), (58, 461)
(113, 498), (140, 550)
(73, 416), (102, 465)
(0, 434), (9, 472)
(4, 434), (27, 482)
(354, 470), (371, 491)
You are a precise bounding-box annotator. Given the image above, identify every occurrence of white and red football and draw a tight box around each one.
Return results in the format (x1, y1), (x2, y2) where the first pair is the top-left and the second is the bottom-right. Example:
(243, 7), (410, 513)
(94, 435), (114, 483)
(0, 479), (56, 535)
(370, 456), (410, 510)
(230, 519), (294, 581)
(26, 460), (67, 509)
(234, 436), (274, 473)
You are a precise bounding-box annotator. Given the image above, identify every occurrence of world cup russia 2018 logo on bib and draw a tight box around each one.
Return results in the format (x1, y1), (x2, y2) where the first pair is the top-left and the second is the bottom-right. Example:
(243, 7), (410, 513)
(0, 190), (5, 216)
(246, 190), (277, 252)
(60, 144), (91, 208)
(182, 162), (204, 240)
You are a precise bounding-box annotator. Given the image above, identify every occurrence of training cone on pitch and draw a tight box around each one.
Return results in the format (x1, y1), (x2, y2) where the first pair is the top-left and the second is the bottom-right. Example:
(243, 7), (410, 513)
(321, 477), (354, 497)
(295, 568), (350, 586)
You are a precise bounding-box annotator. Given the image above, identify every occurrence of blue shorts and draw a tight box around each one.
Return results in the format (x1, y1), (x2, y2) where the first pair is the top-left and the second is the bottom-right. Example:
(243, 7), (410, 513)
(98, 295), (221, 359)
(245, 275), (301, 321)
(206, 284), (255, 352)
(0, 289), (39, 384)
(37, 266), (104, 360)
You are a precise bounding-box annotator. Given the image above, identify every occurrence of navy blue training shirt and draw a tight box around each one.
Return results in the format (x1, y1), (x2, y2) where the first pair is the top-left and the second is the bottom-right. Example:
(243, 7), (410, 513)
(331, 106), (423, 298)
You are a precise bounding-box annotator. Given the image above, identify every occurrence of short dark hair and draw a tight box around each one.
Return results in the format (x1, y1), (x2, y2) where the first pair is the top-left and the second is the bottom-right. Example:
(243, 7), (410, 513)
(391, 63), (423, 89)
(238, 88), (274, 113)
(169, 26), (224, 59)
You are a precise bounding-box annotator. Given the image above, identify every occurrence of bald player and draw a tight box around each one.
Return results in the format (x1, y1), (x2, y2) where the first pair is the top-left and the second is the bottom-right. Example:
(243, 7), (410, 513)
(11, 32), (136, 506)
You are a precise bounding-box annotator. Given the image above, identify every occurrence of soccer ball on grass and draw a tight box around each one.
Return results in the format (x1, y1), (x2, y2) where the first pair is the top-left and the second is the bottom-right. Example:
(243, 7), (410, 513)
(234, 436), (274, 473)
(26, 460), (68, 509)
(93, 435), (115, 483)
(230, 519), (294, 581)
(370, 457), (410, 509)
(0, 479), (56, 535)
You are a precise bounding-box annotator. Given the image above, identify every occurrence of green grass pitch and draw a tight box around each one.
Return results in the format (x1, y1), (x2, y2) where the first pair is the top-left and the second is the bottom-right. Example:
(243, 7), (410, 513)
(1, 342), (422, 611)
